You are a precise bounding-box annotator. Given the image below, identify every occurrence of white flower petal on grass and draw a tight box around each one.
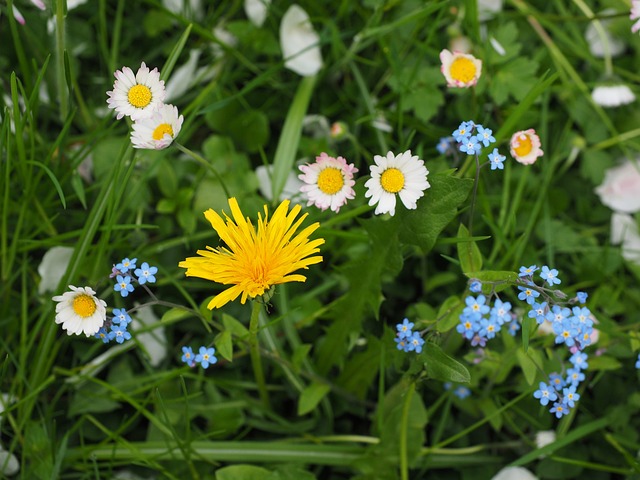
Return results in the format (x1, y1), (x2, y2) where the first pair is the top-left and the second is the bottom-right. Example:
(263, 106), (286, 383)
(595, 159), (640, 213)
(106, 62), (166, 120)
(298, 152), (358, 213)
(245, 0), (271, 27)
(280, 4), (323, 77)
(0, 446), (19, 477)
(611, 213), (640, 265)
(164, 49), (201, 102)
(134, 304), (167, 368)
(591, 84), (635, 108)
(256, 165), (304, 203)
(491, 466), (538, 480)
(52, 286), (107, 336)
(130, 104), (183, 150)
(535, 430), (556, 449)
(364, 150), (430, 216)
(37, 246), (74, 295)
(478, 0), (503, 21)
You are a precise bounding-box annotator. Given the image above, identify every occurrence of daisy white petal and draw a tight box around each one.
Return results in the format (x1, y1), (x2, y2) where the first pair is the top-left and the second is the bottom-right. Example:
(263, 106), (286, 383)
(439, 49), (482, 88)
(106, 62), (166, 120)
(130, 104), (183, 150)
(591, 84), (635, 108)
(364, 150), (430, 216)
(298, 152), (358, 213)
(52, 286), (107, 337)
(245, 0), (270, 27)
(509, 129), (543, 165)
(280, 4), (323, 77)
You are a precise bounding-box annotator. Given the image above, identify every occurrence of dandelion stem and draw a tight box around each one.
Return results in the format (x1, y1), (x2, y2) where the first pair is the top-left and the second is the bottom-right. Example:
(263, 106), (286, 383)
(175, 143), (231, 198)
(250, 300), (270, 409)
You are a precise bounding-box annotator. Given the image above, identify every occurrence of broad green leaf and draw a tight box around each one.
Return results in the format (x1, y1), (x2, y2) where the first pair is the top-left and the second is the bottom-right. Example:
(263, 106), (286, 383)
(587, 355), (622, 371)
(228, 110), (270, 153)
(336, 336), (382, 399)
(161, 308), (192, 324)
(465, 270), (518, 293)
(291, 344), (312, 372)
(396, 174), (474, 253)
(216, 330), (233, 362)
(298, 382), (331, 416)
(435, 295), (464, 333)
(421, 343), (470, 384)
(489, 57), (539, 106)
(456, 224), (483, 273)
(222, 313), (249, 338)
(516, 348), (536, 386)
(216, 465), (271, 480)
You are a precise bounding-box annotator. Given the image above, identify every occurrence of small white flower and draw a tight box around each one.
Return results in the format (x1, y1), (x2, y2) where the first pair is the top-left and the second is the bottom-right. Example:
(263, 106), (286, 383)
(591, 84), (635, 108)
(244, 0), (271, 27)
(37, 246), (74, 295)
(0, 445), (19, 477)
(491, 466), (538, 480)
(53, 286), (107, 337)
(478, 0), (503, 21)
(611, 213), (640, 265)
(130, 104), (183, 150)
(584, 11), (625, 58)
(364, 150), (430, 216)
(106, 62), (166, 120)
(280, 4), (323, 77)
(509, 129), (543, 165)
(298, 152), (358, 213)
(595, 159), (640, 213)
(440, 49), (482, 88)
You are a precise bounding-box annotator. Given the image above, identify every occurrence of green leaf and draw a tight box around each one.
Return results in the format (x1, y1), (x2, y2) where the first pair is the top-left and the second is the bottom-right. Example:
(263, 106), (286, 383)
(435, 295), (464, 333)
(516, 348), (536, 386)
(456, 224), (483, 273)
(161, 308), (192, 324)
(298, 382), (331, 416)
(464, 270), (518, 293)
(156, 198), (176, 214)
(421, 343), (470, 384)
(216, 330), (233, 362)
(336, 336), (382, 399)
(160, 24), (192, 82)
(271, 76), (316, 201)
(396, 174), (474, 253)
(222, 313), (249, 338)
(228, 110), (270, 153)
(488, 57), (539, 106)
(157, 158), (178, 197)
(292, 344), (312, 372)
(587, 355), (622, 371)
(216, 465), (271, 480)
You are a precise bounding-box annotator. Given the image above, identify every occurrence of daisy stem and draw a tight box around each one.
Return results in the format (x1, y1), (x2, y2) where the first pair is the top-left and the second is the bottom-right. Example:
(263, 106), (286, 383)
(570, 0), (613, 77)
(175, 143), (231, 199)
(250, 300), (271, 409)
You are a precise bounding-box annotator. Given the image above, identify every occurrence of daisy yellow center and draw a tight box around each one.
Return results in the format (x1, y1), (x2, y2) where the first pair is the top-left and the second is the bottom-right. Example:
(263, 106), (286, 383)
(153, 123), (174, 140)
(514, 135), (532, 157)
(317, 167), (344, 195)
(450, 57), (477, 83)
(380, 168), (405, 193)
(72, 294), (96, 318)
(128, 84), (152, 108)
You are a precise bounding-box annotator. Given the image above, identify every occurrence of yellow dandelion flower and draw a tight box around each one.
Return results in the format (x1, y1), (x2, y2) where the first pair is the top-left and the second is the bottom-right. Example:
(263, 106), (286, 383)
(179, 197), (324, 309)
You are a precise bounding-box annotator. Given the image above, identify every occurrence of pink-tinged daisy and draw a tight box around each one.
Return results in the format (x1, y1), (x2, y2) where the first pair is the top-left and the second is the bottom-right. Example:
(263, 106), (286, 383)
(509, 129), (544, 165)
(364, 150), (430, 216)
(106, 62), (166, 120)
(631, 0), (640, 33)
(298, 153), (358, 213)
(439, 49), (482, 88)
(130, 104), (183, 150)
(53, 286), (107, 336)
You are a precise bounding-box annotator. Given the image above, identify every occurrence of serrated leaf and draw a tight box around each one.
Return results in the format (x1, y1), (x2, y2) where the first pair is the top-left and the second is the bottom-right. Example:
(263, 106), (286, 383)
(298, 382), (331, 416)
(396, 174), (474, 253)
(422, 343), (470, 384)
(489, 57), (539, 106)
(456, 224), (483, 273)
(216, 330), (233, 362)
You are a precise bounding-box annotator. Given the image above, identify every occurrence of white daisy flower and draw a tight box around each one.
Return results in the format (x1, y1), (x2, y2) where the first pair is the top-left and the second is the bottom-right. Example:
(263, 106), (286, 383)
(591, 84), (635, 108)
(440, 49), (482, 88)
(298, 152), (358, 213)
(364, 150), (430, 216)
(106, 62), (166, 120)
(509, 129), (544, 165)
(53, 285), (107, 337)
(130, 104), (183, 150)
